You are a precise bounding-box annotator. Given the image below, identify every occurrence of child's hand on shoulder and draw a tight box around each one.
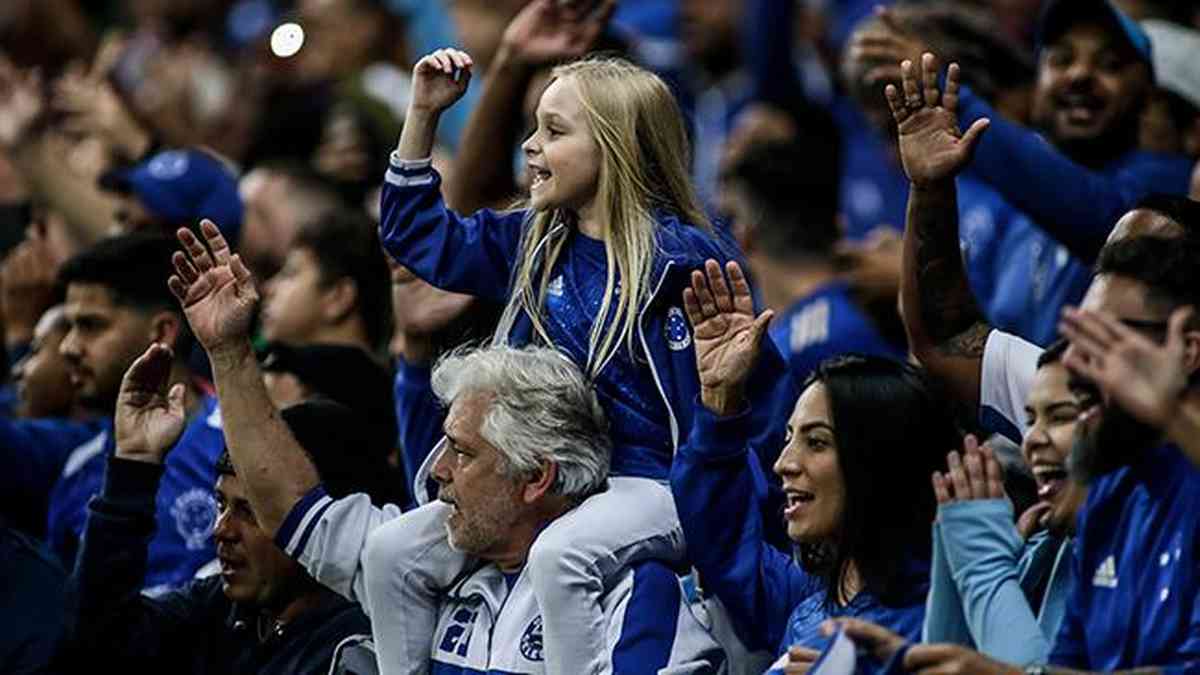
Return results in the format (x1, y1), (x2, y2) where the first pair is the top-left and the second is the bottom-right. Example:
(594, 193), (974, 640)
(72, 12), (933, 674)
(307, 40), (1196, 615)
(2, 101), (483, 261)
(410, 48), (474, 115)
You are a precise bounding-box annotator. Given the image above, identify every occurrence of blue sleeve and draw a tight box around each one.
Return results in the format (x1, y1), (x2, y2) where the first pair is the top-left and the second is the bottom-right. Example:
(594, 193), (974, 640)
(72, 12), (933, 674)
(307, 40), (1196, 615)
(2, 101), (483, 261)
(957, 85), (1193, 264)
(611, 562), (685, 674)
(378, 154), (527, 301)
(0, 418), (99, 503)
(62, 458), (211, 668)
(922, 521), (974, 646)
(938, 499), (1052, 665)
(670, 399), (813, 652)
(394, 358), (445, 505)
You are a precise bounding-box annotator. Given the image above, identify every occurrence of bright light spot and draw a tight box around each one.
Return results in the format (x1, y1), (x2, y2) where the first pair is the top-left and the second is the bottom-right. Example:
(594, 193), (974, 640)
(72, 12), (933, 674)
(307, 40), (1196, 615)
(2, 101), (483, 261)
(270, 22), (305, 58)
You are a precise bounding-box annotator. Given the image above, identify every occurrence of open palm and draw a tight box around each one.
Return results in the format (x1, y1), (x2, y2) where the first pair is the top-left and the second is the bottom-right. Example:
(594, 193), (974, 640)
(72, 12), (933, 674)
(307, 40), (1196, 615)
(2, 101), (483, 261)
(683, 260), (773, 410)
(886, 54), (990, 186)
(168, 219), (259, 355)
(115, 343), (187, 462)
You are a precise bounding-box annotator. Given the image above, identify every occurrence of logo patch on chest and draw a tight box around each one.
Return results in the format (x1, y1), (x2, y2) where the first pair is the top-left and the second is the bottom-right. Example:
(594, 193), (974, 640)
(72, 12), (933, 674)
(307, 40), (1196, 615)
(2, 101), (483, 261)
(665, 306), (692, 351)
(521, 616), (544, 662)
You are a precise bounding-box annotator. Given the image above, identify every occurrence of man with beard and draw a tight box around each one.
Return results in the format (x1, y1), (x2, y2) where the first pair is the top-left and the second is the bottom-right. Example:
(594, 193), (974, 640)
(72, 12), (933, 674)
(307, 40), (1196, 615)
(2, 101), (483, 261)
(163, 219), (728, 673)
(49, 234), (225, 589)
(893, 51), (1200, 671)
(859, 0), (1193, 345)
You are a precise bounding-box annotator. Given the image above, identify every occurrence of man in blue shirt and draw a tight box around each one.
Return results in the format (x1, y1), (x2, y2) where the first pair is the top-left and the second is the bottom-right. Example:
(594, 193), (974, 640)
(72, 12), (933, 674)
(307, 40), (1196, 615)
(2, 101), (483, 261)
(723, 137), (903, 385)
(48, 234), (224, 591)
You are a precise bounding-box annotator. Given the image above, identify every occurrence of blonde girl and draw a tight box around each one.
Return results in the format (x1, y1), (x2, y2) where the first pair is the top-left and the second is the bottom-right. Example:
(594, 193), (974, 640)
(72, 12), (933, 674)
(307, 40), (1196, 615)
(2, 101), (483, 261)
(367, 46), (783, 675)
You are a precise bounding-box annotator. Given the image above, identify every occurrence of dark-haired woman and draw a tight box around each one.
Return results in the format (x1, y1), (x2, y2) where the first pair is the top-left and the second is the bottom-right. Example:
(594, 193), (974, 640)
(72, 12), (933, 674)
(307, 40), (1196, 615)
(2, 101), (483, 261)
(672, 260), (959, 669)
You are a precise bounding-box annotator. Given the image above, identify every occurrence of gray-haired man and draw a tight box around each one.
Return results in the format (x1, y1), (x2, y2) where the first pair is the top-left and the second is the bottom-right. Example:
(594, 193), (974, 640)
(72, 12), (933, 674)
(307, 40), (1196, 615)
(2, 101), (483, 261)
(166, 220), (726, 674)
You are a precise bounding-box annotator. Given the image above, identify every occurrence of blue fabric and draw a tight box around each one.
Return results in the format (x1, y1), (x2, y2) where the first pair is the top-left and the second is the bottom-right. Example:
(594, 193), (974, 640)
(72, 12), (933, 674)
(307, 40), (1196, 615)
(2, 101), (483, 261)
(1049, 443), (1200, 671)
(543, 232), (673, 478)
(768, 280), (904, 383)
(671, 401), (927, 658)
(394, 357), (443, 506)
(379, 164), (792, 484)
(0, 521), (66, 674)
(956, 85), (1193, 265)
(957, 177), (1093, 347)
(0, 416), (106, 537)
(611, 562), (682, 674)
(923, 499), (1074, 665)
(46, 396), (224, 591)
(832, 99), (910, 241)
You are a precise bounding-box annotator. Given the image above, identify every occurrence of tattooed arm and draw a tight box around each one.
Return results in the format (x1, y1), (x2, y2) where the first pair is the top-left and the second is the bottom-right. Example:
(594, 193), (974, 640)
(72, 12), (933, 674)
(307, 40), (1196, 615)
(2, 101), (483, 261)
(900, 181), (991, 408)
(886, 54), (992, 409)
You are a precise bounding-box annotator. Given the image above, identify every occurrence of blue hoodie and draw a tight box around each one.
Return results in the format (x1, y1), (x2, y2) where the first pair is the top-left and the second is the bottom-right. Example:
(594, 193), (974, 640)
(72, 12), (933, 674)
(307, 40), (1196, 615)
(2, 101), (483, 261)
(379, 154), (790, 482)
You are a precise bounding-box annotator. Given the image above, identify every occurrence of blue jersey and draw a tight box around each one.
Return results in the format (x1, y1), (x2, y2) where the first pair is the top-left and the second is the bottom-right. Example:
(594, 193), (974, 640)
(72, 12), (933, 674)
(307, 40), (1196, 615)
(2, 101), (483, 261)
(957, 178), (1092, 347)
(543, 232), (673, 478)
(1049, 443), (1200, 671)
(46, 395), (224, 591)
(380, 156), (790, 489)
(769, 281), (904, 383)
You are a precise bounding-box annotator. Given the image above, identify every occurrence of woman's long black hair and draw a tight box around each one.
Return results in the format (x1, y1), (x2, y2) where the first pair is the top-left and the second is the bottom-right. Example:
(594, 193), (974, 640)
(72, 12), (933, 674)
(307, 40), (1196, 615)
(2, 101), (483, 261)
(793, 355), (960, 609)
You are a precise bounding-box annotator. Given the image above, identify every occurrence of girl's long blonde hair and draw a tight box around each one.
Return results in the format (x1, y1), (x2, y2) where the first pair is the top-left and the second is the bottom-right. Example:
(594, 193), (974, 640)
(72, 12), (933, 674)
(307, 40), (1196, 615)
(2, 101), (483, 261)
(497, 56), (712, 378)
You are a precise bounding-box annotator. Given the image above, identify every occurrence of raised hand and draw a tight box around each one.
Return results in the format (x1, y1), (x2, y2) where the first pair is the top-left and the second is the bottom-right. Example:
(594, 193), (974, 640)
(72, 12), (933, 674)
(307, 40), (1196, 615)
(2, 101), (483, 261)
(114, 343), (187, 464)
(501, 0), (616, 66)
(168, 219), (258, 360)
(410, 49), (474, 115)
(683, 260), (774, 417)
(886, 53), (990, 187)
(1060, 305), (1194, 429)
(931, 434), (1005, 505)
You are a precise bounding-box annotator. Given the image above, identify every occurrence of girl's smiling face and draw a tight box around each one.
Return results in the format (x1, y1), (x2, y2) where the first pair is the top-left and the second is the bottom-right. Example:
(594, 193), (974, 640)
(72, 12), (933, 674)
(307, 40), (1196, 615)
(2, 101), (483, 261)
(522, 76), (602, 218)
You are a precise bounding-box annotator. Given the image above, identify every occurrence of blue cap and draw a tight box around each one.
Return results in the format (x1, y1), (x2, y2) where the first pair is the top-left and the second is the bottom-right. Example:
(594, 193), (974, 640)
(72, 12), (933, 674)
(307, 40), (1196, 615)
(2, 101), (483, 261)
(101, 149), (243, 243)
(1037, 0), (1154, 78)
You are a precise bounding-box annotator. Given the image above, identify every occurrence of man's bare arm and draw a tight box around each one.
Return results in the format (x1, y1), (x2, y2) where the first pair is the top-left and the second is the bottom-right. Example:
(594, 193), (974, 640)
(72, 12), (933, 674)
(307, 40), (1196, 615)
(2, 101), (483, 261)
(170, 221), (318, 535)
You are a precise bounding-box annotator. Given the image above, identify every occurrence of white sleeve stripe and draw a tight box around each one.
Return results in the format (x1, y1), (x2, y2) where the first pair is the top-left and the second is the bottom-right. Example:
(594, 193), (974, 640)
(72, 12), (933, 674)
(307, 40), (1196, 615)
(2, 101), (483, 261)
(384, 170), (435, 187)
(284, 494), (334, 556)
(388, 152), (433, 171)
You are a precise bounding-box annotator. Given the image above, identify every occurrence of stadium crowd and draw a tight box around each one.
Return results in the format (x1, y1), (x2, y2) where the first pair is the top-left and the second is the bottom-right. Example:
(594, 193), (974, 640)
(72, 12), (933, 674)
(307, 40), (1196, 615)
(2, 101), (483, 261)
(2, 0), (1200, 673)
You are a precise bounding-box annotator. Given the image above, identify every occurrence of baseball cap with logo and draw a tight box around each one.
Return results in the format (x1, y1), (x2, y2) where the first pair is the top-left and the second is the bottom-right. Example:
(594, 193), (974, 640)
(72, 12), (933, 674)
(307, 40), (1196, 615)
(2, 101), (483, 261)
(1037, 0), (1154, 78)
(100, 149), (243, 243)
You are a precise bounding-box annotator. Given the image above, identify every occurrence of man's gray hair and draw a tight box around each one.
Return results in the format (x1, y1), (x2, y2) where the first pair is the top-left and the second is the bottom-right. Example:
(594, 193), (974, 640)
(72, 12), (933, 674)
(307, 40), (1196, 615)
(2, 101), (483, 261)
(431, 344), (611, 499)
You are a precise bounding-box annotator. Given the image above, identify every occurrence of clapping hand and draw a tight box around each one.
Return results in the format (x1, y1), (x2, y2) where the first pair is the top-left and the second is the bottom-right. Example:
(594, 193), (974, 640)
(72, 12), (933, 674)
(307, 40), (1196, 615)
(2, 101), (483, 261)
(932, 434), (1005, 505)
(886, 53), (990, 187)
(683, 260), (774, 417)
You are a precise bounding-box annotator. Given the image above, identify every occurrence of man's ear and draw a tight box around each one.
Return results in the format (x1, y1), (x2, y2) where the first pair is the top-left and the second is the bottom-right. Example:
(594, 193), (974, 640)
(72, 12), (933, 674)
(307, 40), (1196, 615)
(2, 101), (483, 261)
(321, 277), (359, 324)
(150, 311), (183, 351)
(522, 459), (558, 505)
